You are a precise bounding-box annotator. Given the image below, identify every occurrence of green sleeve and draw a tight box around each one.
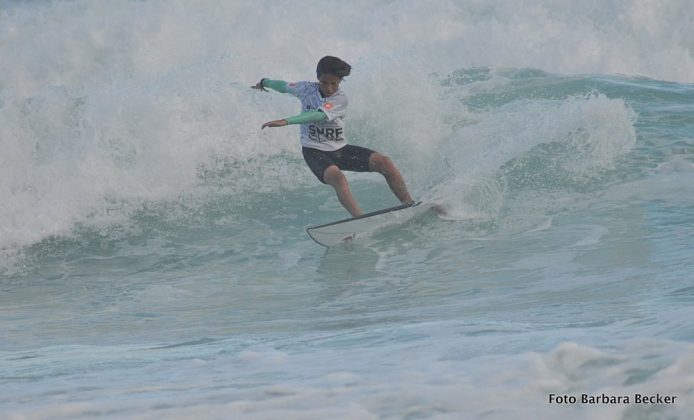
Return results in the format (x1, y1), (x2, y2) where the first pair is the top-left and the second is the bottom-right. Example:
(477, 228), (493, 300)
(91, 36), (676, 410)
(284, 110), (327, 125)
(262, 79), (288, 93)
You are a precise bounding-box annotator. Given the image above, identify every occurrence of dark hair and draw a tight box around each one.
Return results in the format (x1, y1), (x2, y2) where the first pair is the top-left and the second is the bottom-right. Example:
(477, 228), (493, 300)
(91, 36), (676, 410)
(316, 56), (351, 79)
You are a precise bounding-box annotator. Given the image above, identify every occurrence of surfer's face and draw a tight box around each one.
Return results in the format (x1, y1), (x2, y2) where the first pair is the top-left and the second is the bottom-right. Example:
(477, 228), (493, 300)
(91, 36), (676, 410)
(318, 73), (341, 97)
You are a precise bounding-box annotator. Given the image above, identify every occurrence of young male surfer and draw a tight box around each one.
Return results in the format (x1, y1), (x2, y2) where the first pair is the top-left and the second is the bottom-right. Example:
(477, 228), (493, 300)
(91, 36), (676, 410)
(252, 56), (414, 217)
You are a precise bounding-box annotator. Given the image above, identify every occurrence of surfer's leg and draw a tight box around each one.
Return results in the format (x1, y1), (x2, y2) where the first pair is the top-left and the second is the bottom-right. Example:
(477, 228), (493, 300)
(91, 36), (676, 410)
(369, 153), (414, 204)
(323, 165), (363, 217)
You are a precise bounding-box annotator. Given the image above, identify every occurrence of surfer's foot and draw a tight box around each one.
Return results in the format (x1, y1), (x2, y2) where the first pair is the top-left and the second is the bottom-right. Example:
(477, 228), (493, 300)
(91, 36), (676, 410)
(402, 199), (416, 206)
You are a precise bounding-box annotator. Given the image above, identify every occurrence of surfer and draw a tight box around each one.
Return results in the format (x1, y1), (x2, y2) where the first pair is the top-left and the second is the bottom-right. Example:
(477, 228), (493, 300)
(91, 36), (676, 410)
(252, 56), (413, 217)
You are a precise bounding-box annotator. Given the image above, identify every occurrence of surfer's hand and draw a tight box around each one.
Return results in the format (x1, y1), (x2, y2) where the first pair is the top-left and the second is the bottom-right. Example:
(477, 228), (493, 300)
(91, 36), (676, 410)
(251, 78), (268, 92)
(261, 119), (288, 129)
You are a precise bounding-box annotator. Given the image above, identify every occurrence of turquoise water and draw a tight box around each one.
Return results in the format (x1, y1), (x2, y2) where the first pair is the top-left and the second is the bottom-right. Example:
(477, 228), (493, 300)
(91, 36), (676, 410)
(2, 1), (694, 418)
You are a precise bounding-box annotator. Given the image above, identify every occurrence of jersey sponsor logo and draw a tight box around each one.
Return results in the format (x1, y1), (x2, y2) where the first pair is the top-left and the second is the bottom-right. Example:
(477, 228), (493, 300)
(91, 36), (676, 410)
(308, 125), (344, 143)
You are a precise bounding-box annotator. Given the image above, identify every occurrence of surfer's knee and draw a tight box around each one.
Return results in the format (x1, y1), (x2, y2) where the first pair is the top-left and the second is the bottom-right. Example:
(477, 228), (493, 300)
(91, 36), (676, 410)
(369, 153), (395, 174)
(323, 165), (347, 187)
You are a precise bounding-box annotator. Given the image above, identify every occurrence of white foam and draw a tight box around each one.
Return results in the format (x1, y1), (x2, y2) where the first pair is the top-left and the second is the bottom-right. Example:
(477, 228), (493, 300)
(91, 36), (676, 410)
(428, 93), (637, 220)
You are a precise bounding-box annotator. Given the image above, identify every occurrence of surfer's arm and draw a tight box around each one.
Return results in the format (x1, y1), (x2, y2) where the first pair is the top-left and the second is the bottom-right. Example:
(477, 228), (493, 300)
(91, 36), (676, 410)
(285, 110), (327, 125)
(261, 110), (327, 129)
(251, 78), (288, 93)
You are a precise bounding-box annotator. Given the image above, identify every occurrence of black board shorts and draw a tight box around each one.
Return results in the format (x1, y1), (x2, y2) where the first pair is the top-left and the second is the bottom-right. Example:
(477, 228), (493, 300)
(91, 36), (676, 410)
(302, 145), (376, 183)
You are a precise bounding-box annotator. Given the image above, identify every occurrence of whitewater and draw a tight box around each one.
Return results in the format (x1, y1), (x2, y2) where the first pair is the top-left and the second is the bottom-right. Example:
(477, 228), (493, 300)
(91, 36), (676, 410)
(1, 1), (693, 418)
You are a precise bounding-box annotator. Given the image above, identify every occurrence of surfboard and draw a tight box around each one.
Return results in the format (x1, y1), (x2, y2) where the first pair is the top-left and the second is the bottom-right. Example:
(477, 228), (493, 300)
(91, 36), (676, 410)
(306, 201), (432, 247)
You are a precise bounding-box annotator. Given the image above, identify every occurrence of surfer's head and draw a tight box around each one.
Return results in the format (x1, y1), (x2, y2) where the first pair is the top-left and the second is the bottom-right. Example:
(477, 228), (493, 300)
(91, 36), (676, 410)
(316, 56), (351, 97)
(316, 56), (351, 79)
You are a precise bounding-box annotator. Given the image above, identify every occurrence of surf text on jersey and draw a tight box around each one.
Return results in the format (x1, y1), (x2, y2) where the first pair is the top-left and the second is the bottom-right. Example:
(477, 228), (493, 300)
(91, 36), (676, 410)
(308, 125), (344, 143)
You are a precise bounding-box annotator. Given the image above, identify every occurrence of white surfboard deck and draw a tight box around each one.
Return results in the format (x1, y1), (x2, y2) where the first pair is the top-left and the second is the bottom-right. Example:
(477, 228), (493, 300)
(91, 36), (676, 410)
(306, 201), (433, 247)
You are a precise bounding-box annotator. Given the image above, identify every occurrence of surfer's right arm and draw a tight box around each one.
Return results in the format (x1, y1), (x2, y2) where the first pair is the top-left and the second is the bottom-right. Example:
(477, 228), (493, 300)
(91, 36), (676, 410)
(261, 110), (327, 129)
(251, 78), (288, 93)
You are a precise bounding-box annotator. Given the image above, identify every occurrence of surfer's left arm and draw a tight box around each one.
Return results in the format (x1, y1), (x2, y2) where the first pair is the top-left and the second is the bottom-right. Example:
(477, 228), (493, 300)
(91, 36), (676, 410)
(251, 78), (289, 93)
(261, 110), (327, 129)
